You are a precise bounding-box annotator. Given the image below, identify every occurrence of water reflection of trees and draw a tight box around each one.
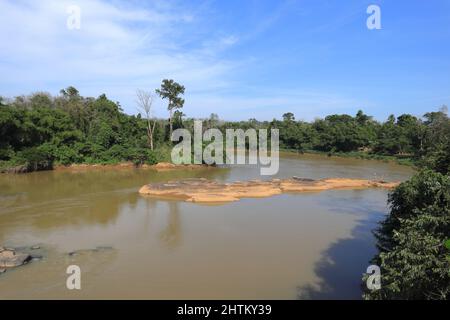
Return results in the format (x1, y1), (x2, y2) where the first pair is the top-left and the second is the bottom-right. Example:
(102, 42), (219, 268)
(0, 167), (230, 235)
(297, 199), (385, 300)
(139, 198), (182, 249)
(158, 202), (182, 249)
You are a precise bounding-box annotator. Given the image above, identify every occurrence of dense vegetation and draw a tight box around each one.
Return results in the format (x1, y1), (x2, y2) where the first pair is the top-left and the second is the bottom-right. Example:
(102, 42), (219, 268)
(202, 108), (449, 167)
(0, 87), (173, 172)
(271, 109), (449, 166)
(1, 85), (448, 173)
(363, 109), (449, 300)
(364, 170), (450, 299)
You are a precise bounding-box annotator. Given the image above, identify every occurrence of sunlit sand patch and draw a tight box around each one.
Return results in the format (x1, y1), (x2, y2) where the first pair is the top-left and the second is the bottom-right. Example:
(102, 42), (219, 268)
(139, 177), (399, 204)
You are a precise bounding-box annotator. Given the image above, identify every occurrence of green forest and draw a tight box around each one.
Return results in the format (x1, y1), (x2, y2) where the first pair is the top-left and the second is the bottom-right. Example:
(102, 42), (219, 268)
(1, 84), (449, 173)
(1, 83), (449, 299)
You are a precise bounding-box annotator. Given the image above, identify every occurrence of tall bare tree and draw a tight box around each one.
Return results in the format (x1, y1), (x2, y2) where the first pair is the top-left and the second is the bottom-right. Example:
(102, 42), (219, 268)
(136, 90), (156, 150)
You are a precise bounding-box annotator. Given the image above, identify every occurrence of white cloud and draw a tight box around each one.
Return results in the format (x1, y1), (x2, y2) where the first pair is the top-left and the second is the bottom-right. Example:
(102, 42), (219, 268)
(0, 0), (237, 110)
(0, 0), (362, 120)
(220, 35), (238, 46)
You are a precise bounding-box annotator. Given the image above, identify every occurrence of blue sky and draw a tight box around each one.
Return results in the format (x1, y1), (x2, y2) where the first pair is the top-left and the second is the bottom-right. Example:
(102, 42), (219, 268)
(0, 0), (449, 121)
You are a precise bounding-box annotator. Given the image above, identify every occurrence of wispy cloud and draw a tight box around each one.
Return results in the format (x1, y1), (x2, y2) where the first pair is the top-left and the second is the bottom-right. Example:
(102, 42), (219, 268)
(0, 0), (238, 109)
(0, 0), (374, 120)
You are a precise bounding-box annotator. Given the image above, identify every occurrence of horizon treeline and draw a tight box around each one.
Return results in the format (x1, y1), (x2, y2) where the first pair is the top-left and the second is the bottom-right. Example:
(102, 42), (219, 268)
(0, 87), (449, 173)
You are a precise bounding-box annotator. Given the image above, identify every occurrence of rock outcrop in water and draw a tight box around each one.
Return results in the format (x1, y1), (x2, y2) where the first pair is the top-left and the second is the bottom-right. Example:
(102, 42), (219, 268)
(0, 247), (32, 270)
(139, 177), (400, 203)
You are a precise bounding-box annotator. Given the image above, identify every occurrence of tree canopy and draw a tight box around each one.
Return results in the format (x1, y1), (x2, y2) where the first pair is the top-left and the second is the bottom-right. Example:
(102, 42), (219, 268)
(1, 87), (448, 175)
(155, 79), (185, 136)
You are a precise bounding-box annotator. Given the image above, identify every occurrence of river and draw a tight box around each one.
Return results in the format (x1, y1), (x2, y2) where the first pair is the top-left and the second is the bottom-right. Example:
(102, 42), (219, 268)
(0, 153), (414, 299)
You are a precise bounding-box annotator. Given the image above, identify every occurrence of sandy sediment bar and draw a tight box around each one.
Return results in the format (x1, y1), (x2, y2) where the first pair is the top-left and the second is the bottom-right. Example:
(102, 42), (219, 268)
(138, 177), (399, 203)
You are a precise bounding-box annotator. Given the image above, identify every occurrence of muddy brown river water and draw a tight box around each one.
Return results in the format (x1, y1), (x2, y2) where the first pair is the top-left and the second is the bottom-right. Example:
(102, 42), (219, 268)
(0, 153), (414, 299)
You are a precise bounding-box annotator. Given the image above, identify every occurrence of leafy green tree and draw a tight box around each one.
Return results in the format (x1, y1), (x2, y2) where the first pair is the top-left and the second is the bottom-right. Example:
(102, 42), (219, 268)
(155, 79), (185, 138)
(312, 114), (368, 152)
(29, 92), (53, 109)
(207, 113), (219, 129)
(420, 108), (450, 174)
(282, 112), (295, 122)
(174, 110), (186, 130)
(15, 146), (54, 171)
(356, 110), (371, 125)
(366, 170), (450, 299)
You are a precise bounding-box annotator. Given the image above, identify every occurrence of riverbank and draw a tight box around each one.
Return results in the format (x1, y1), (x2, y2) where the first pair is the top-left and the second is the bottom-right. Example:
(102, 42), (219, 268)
(280, 149), (415, 167)
(0, 161), (213, 174)
(1, 149), (415, 174)
(55, 162), (214, 172)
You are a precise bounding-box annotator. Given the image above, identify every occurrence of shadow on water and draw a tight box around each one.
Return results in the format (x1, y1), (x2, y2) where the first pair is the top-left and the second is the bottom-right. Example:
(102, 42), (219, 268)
(297, 200), (385, 300)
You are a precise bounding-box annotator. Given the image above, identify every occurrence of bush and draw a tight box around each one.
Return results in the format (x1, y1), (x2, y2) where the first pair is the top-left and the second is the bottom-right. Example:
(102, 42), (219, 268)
(76, 142), (105, 161)
(0, 144), (14, 160)
(15, 147), (54, 172)
(365, 170), (450, 300)
(127, 148), (158, 165)
(101, 144), (127, 162)
(53, 145), (83, 165)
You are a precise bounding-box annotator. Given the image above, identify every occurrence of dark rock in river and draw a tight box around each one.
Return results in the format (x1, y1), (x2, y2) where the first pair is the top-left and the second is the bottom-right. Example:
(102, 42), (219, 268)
(68, 246), (114, 256)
